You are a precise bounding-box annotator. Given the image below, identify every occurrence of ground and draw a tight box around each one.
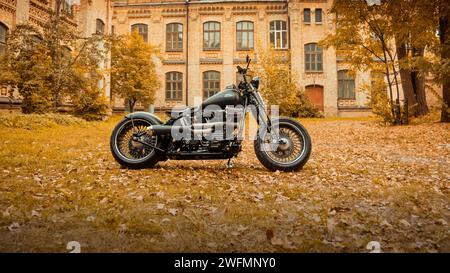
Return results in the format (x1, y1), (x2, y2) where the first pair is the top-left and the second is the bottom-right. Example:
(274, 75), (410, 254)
(0, 114), (448, 253)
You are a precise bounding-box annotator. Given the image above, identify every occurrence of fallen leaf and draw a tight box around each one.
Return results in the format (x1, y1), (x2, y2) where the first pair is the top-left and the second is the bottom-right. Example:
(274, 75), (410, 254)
(8, 222), (20, 232)
(168, 208), (177, 216)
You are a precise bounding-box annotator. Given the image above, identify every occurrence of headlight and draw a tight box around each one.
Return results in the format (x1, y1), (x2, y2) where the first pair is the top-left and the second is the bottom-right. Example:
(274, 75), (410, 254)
(251, 76), (260, 89)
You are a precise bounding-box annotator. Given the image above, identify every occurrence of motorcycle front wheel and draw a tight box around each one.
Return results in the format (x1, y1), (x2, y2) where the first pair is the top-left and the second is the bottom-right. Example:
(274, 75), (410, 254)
(110, 118), (161, 169)
(254, 118), (311, 172)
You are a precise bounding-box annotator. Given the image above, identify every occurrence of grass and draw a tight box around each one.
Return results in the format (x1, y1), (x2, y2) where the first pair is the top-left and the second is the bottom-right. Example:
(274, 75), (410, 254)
(0, 113), (449, 252)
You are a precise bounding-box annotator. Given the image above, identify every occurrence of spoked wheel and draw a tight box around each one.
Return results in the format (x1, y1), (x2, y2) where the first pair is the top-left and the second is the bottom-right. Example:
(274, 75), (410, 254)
(110, 118), (161, 169)
(254, 118), (311, 172)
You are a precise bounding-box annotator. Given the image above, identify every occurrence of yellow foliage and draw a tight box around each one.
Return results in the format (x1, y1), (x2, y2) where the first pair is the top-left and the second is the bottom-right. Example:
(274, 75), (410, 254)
(256, 49), (322, 118)
(111, 32), (161, 112)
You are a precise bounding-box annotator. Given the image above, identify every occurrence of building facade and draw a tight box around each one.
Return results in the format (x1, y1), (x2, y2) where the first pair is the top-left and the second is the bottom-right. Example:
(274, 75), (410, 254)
(0, 0), (377, 116)
(111, 0), (376, 116)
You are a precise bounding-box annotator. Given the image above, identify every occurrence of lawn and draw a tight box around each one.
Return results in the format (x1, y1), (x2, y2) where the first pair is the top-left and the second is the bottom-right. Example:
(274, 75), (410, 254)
(0, 114), (448, 252)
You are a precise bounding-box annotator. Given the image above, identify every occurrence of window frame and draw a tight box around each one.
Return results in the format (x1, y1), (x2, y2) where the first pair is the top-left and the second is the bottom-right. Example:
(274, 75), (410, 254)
(0, 22), (8, 53)
(166, 23), (183, 52)
(131, 23), (149, 43)
(203, 71), (221, 99)
(304, 8), (311, 24)
(165, 72), (183, 101)
(203, 21), (221, 51)
(236, 21), (254, 51)
(338, 70), (356, 100)
(315, 8), (323, 24)
(269, 20), (288, 50)
(96, 19), (105, 34)
(304, 43), (323, 72)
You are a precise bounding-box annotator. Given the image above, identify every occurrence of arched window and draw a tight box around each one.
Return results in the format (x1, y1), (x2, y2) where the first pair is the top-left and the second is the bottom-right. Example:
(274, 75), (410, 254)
(236, 21), (254, 50)
(96, 19), (105, 34)
(166, 23), (183, 52)
(269, 20), (288, 49)
(203, 21), (220, 50)
(203, 71), (220, 98)
(305, 43), (323, 72)
(131, 24), (148, 43)
(0, 23), (8, 53)
(338, 70), (356, 100)
(166, 72), (183, 101)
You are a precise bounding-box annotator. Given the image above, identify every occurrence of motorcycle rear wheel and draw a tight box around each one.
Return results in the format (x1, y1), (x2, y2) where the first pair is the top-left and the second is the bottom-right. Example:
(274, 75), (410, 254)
(110, 118), (161, 169)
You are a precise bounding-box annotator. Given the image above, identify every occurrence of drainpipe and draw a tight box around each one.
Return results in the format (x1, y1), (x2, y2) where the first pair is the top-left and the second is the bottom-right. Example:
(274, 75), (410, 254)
(185, 0), (189, 107)
(287, 2), (292, 82)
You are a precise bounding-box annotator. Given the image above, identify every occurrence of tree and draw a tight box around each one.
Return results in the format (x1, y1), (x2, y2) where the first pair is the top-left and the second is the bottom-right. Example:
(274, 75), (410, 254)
(0, 25), (54, 113)
(392, 0), (450, 122)
(111, 32), (160, 112)
(386, 0), (435, 116)
(322, 0), (403, 124)
(0, 0), (109, 119)
(322, 0), (436, 124)
(255, 49), (322, 118)
(436, 0), (450, 122)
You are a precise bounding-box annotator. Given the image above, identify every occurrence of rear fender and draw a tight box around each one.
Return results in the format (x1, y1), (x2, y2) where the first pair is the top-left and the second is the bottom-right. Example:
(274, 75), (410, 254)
(125, 111), (163, 125)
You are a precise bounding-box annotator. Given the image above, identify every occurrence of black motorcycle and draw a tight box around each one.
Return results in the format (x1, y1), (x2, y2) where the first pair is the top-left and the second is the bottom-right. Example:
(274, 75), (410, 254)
(110, 56), (311, 171)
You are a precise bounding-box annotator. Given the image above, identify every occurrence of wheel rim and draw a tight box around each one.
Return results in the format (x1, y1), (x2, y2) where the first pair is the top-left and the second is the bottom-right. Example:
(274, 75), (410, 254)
(262, 123), (306, 165)
(115, 119), (157, 162)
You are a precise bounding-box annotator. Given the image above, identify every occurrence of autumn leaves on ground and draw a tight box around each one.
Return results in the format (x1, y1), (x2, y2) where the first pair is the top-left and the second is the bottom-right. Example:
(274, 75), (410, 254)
(0, 113), (448, 253)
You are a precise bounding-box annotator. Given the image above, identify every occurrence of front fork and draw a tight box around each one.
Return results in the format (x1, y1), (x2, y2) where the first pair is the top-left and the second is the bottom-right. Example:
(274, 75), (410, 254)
(236, 91), (279, 150)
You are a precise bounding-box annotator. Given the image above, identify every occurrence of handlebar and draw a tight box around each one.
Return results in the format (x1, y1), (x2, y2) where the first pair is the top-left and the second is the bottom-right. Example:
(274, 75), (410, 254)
(236, 56), (251, 75)
(237, 55), (252, 87)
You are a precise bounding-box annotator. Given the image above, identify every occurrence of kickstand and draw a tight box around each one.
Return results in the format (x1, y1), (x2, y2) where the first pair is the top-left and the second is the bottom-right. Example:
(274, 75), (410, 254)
(226, 158), (234, 169)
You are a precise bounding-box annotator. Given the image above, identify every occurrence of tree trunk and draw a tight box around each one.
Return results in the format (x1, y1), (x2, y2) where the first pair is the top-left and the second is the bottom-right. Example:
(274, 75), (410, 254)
(411, 70), (429, 116)
(128, 99), (136, 113)
(440, 4), (450, 122)
(395, 40), (418, 115)
(411, 46), (429, 115)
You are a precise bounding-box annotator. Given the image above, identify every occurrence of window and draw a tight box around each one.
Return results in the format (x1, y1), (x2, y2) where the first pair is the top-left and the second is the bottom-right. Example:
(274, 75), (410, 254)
(304, 9), (311, 23)
(131, 24), (148, 43)
(236, 21), (254, 50)
(269, 20), (288, 49)
(96, 19), (105, 34)
(203, 22), (220, 50)
(111, 25), (115, 35)
(315, 9), (322, 23)
(338, 70), (356, 100)
(166, 23), (183, 51)
(166, 72), (183, 101)
(305, 43), (323, 72)
(0, 23), (7, 53)
(203, 71), (220, 98)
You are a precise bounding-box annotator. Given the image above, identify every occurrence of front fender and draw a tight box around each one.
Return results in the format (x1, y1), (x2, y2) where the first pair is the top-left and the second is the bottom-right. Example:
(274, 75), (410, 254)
(125, 111), (163, 125)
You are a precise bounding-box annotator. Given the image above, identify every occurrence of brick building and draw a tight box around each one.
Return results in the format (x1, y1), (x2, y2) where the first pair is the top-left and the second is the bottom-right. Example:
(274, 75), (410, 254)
(0, 0), (380, 116)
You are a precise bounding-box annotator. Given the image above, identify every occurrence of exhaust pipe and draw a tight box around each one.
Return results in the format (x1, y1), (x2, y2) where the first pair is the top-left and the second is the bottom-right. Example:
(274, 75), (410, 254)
(148, 122), (238, 136)
(148, 125), (214, 135)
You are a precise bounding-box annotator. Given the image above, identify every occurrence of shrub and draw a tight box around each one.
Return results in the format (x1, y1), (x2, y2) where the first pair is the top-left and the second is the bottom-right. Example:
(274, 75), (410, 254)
(72, 88), (110, 121)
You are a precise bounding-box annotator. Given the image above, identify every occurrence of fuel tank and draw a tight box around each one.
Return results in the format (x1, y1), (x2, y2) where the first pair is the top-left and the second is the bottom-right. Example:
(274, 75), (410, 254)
(201, 87), (242, 109)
